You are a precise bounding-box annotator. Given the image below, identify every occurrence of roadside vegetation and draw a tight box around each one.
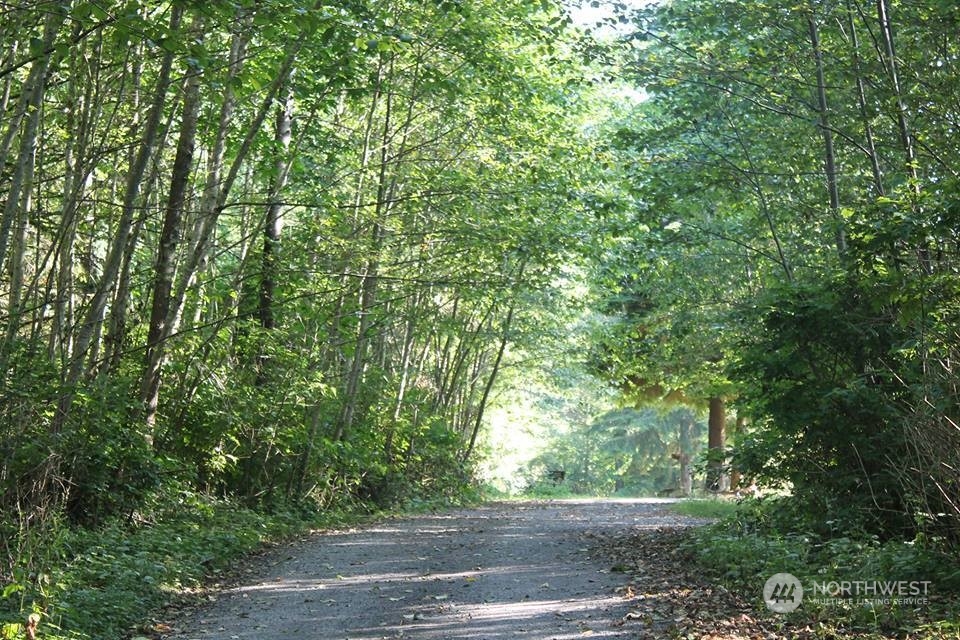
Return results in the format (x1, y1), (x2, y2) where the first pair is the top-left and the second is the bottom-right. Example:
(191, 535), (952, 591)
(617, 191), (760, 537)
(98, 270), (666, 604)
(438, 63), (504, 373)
(0, 486), (483, 640)
(585, 0), (960, 635)
(3, 494), (317, 639)
(678, 497), (960, 638)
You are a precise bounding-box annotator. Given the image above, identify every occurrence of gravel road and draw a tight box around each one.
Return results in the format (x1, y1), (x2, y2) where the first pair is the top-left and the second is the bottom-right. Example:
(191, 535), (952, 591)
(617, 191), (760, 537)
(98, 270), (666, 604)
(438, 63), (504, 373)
(164, 499), (702, 640)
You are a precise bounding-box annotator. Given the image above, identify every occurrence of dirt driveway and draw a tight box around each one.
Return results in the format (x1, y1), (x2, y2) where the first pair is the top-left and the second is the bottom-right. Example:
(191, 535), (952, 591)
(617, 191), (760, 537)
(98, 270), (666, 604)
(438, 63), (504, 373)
(163, 499), (702, 640)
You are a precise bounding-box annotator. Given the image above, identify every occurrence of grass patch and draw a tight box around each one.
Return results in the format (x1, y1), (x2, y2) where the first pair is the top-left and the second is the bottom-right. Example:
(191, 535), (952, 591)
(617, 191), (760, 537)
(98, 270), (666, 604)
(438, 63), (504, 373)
(516, 481), (579, 500)
(670, 497), (740, 519)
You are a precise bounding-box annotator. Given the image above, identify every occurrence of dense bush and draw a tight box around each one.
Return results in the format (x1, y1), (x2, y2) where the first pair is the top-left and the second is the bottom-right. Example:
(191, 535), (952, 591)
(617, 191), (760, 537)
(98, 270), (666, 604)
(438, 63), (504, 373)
(730, 273), (913, 537)
(0, 492), (356, 640)
(684, 498), (960, 633)
(730, 241), (960, 545)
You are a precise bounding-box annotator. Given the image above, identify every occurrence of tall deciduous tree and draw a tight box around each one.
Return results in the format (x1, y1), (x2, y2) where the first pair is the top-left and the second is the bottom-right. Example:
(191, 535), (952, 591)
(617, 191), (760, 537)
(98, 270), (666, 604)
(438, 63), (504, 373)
(597, 0), (960, 540)
(0, 0), (601, 528)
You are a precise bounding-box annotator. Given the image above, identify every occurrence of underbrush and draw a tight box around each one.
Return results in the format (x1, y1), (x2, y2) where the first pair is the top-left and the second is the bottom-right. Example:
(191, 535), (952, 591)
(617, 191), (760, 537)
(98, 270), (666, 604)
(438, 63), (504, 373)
(0, 494), (371, 640)
(684, 497), (960, 637)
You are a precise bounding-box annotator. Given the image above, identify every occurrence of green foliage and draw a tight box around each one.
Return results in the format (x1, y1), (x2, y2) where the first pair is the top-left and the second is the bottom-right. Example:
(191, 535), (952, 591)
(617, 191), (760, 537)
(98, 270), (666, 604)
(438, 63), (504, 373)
(0, 343), (156, 528)
(1, 0), (608, 634)
(479, 355), (618, 495)
(521, 480), (577, 500)
(1, 0), (600, 516)
(521, 405), (706, 496)
(595, 0), (960, 547)
(0, 492), (361, 640)
(684, 498), (960, 633)
(729, 273), (914, 536)
(65, 377), (160, 526)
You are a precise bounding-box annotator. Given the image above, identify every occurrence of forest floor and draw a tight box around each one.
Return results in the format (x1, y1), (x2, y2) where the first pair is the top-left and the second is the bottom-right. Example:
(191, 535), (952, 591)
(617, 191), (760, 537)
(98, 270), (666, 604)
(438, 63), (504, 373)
(148, 499), (884, 640)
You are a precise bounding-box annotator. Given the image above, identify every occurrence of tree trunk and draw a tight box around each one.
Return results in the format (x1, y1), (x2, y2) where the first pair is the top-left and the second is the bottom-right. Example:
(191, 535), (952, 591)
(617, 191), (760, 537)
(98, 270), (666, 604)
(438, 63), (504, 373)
(729, 414), (747, 491)
(259, 75), (295, 333)
(847, 1), (885, 196)
(47, 19), (88, 364)
(706, 396), (727, 491)
(0, 10), (64, 280)
(0, 40), (16, 118)
(875, 0), (917, 186)
(461, 293), (519, 464)
(168, 41), (299, 341)
(53, 5), (183, 434)
(140, 60), (203, 436)
(678, 413), (693, 496)
(875, 0), (928, 272)
(103, 117), (170, 372)
(807, 12), (846, 255)
(0, 9), (64, 359)
(385, 290), (422, 464)
(334, 57), (388, 441)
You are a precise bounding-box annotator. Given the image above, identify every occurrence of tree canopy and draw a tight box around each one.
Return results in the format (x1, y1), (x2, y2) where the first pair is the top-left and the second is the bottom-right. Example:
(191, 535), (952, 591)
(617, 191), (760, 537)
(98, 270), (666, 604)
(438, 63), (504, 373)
(3, 0), (960, 578)
(0, 0), (606, 528)
(592, 0), (960, 542)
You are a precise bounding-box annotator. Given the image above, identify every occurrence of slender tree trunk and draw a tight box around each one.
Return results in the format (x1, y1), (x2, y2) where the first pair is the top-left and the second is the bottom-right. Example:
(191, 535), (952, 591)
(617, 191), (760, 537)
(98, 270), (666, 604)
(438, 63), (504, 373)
(3, 137), (35, 353)
(100, 42), (153, 371)
(461, 301), (515, 464)
(875, 0), (917, 187)
(0, 10), (64, 359)
(53, 6), (183, 434)
(140, 60), (203, 436)
(0, 40), (16, 118)
(103, 117), (171, 372)
(294, 404), (324, 498)
(847, 1), (885, 196)
(171, 71), (298, 333)
(168, 22), (253, 338)
(678, 412), (693, 496)
(334, 56), (388, 441)
(807, 12), (846, 255)
(0, 11), (64, 278)
(875, 0), (928, 273)
(386, 288), (424, 464)
(259, 75), (295, 333)
(432, 297), (460, 410)
(729, 414), (747, 491)
(48, 22), (85, 364)
(336, 236), (382, 439)
(434, 303), (494, 416)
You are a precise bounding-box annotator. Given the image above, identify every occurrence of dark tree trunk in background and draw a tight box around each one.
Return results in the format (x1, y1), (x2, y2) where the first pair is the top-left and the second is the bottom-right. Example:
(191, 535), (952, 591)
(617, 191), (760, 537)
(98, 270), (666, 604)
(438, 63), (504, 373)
(140, 62), (202, 437)
(707, 396), (727, 491)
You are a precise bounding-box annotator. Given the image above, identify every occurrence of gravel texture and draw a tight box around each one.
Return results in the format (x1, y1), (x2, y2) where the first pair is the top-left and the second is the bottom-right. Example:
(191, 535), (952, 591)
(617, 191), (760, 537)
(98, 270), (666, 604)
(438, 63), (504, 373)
(159, 499), (704, 640)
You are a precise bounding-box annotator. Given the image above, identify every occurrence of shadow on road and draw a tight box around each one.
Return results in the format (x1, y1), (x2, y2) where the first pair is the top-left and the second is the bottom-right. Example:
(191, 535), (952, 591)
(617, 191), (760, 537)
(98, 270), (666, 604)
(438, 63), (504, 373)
(167, 500), (703, 639)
